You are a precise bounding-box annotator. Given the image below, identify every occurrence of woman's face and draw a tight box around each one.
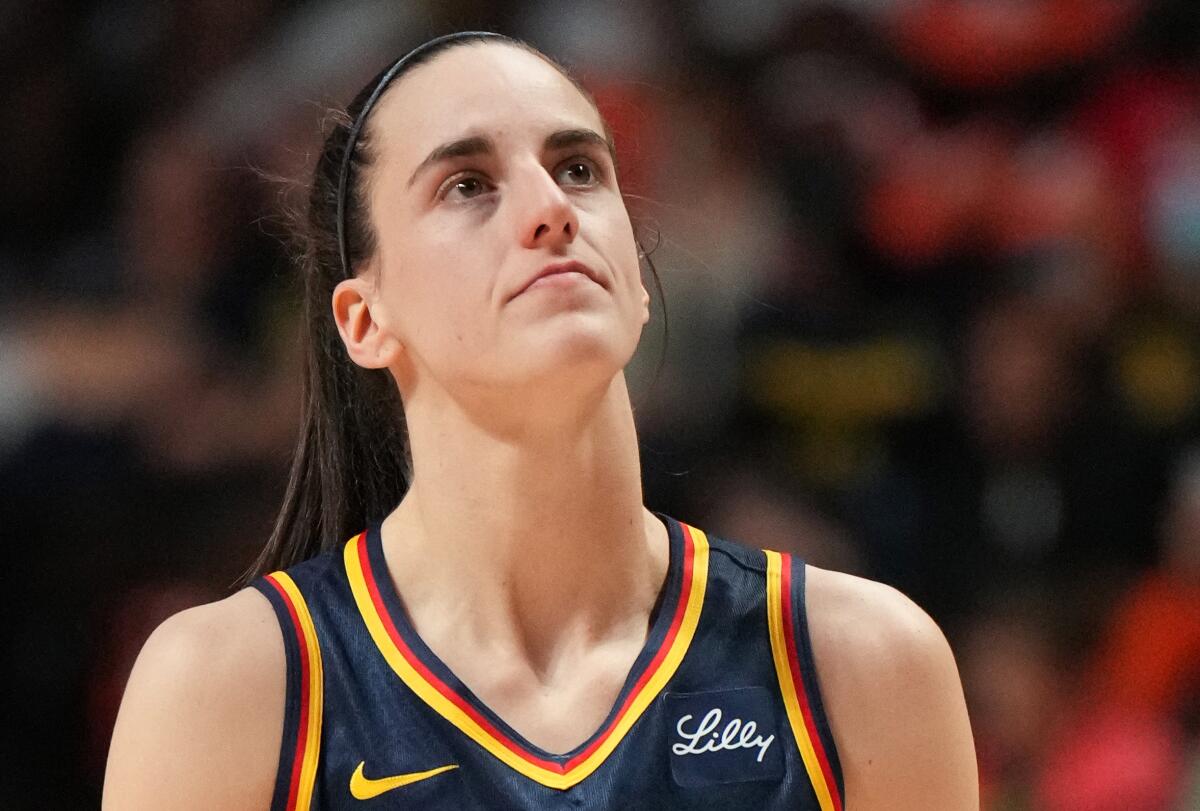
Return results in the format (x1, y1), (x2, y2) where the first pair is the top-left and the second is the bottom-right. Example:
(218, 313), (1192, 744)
(348, 42), (649, 406)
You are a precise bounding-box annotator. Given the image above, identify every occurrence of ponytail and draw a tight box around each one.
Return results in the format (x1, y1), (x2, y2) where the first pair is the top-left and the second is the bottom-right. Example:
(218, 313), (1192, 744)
(245, 283), (411, 576)
(244, 100), (411, 578)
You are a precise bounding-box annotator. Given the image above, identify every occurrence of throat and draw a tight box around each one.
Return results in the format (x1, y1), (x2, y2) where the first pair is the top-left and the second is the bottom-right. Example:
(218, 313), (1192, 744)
(381, 502), (671, 676)
(373, 509), (676, 755)
(432, 627), (648, 754)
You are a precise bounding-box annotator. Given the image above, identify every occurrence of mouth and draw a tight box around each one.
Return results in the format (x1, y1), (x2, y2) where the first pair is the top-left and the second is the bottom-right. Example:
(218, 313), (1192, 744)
(508, 260), (605, 302)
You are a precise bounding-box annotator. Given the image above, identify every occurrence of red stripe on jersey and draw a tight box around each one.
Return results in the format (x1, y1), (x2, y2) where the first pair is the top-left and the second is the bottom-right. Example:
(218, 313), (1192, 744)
(355, 533), (566, 773)
(780, 555), (843, 811)
(563, 522), (696, 770)
(265, 573), (310, 811)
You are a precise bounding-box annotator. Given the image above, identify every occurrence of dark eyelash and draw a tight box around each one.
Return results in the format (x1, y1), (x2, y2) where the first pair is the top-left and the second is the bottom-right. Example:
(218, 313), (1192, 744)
(436, 154), (606, 200)
(437, 171), (492, 201)
(561, 156), (605, 182)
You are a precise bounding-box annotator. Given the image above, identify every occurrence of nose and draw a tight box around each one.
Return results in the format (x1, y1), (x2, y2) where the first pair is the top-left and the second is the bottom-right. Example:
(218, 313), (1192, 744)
(516, 164), (579, 251)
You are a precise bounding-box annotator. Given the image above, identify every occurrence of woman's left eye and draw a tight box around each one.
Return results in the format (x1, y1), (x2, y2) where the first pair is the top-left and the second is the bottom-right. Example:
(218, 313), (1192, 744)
(557, 160), (597, 186)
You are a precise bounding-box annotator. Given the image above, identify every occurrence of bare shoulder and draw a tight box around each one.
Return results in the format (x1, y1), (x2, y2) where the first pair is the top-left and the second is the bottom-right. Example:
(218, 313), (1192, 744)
(103, 587), (284, 811)
(803, 565), (979, 810)
(804, 565), (948, 669)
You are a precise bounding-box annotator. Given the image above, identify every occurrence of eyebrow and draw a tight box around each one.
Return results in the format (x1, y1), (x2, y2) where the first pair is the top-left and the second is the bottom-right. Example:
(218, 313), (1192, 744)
(545, 128), (614, 158)
(406, 128), (616, 188)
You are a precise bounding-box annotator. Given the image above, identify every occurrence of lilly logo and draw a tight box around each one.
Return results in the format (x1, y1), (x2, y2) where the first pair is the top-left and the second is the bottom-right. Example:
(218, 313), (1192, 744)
(673, 708), (776, 763)
(665, 687), (784, 787)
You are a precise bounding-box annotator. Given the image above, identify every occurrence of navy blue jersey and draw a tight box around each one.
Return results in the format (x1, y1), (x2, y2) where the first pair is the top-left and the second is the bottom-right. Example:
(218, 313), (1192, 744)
(252, 515), (844, 810)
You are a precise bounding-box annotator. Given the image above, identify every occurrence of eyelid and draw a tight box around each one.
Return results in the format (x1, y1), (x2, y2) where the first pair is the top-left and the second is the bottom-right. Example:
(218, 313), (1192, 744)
(434, 151), (608, 201)
(555, 154), (606, 185)
(435, 169), (495, 202)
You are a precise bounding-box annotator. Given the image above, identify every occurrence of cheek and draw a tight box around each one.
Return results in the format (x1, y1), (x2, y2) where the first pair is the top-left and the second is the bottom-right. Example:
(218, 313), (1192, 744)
(591, 208), (640, 292)
(594, 216), (649, 343)
(380, 227), (496, 355)
(623, 252), (652, 330)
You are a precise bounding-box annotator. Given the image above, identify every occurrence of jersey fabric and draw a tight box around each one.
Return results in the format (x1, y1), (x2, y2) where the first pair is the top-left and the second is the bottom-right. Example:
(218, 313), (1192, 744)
(251, 515), (845, 810)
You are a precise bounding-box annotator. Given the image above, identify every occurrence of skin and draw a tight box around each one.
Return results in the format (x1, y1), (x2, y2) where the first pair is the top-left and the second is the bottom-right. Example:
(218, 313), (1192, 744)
(104, 42), (978, 809)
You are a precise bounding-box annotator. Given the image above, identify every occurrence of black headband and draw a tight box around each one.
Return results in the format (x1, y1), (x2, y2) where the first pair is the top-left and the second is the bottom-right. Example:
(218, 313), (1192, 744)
(336, 31), (507, 278)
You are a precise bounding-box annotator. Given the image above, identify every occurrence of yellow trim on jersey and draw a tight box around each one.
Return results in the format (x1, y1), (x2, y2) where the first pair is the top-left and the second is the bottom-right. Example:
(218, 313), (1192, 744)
(270, 572), (325, 811)
(765, 550), (838, 811)
(344, 527), (710, 790)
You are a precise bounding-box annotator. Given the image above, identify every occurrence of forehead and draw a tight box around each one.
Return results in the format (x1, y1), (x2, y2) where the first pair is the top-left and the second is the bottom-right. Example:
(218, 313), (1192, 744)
(367, 42), (605, 173)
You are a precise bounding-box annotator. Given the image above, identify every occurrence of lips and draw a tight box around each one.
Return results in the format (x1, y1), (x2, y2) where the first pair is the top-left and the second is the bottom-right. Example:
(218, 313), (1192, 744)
(508, 260), (604, 301)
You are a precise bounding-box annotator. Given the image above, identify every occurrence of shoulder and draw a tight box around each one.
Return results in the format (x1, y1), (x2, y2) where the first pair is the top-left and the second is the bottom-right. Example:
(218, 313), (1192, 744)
(103, 587), (284, 811)
(803, 564), (947, 669)
(803, 565), (979, 810)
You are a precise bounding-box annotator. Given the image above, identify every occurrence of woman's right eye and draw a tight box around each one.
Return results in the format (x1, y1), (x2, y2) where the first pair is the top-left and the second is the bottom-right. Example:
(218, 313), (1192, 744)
(440, 174), (492, 202)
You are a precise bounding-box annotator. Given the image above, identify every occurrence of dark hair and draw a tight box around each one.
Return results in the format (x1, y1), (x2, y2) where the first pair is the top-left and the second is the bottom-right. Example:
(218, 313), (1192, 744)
(246, 32), (664, 579)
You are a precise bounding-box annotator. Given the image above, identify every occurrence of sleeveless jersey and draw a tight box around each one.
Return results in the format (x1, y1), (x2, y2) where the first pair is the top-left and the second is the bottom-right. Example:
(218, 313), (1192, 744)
(251, 515), (844, 810)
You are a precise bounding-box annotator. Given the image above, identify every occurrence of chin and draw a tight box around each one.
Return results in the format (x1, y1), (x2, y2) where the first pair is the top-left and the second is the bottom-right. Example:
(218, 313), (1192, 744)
(512, 317), (639, 388)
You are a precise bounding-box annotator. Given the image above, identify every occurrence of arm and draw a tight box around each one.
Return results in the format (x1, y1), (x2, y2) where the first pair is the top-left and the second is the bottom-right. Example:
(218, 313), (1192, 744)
(805, 566), (979, 810)
(103, 588), (285, 811)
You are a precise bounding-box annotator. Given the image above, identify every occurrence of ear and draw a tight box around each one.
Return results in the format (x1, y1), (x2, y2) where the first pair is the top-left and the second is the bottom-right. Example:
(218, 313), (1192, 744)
(331, 277), (403, 370)
(639, 278), (651, 326)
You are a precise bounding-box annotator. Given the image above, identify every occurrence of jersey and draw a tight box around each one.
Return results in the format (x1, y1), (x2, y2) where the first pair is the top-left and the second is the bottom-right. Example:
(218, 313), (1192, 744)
(251, 515), (845, 810)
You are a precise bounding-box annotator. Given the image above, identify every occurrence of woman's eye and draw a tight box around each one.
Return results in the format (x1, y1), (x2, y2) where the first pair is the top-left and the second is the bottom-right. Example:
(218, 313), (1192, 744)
(558, 161), (596, 186)
(442, 175), (491, 201)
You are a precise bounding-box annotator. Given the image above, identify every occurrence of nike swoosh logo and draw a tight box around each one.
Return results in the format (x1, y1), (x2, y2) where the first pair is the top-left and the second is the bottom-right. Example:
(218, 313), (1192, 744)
(349, 761), (459, 800)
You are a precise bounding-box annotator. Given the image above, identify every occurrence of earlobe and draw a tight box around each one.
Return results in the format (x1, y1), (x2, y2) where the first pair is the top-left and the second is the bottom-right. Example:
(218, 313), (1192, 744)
(331, 279), (402, 369)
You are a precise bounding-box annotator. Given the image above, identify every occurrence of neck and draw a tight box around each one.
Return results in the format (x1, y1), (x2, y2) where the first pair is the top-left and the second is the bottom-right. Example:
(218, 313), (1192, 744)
(380, 373), (668, 680)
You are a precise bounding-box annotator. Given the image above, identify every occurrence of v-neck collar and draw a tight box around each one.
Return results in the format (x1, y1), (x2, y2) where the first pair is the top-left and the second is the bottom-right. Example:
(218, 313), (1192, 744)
(342, 514), (709, 790)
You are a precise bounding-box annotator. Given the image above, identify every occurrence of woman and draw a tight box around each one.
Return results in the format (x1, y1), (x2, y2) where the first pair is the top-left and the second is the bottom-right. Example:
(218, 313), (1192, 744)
(104, 32), (978, 810)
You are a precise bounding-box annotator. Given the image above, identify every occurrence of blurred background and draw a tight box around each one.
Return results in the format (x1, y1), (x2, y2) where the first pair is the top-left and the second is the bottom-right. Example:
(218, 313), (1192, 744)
(2, 0), (1198, 808)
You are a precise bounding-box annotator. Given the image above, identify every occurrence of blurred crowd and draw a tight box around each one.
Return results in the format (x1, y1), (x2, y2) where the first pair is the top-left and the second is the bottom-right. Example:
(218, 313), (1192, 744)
(2, 1), (1198, 808)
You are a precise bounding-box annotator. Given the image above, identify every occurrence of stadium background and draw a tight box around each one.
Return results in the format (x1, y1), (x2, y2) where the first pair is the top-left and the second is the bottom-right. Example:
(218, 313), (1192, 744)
(1, 1), (1198, 808)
